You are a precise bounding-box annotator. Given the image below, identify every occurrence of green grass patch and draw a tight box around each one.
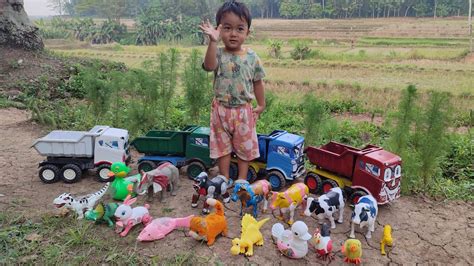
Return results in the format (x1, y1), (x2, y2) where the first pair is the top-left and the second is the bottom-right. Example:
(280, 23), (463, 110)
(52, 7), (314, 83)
(358, 37), (470, 47)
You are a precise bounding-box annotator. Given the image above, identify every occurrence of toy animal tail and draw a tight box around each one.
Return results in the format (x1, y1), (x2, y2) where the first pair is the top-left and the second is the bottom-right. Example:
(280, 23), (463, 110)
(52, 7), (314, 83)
(271, 223), (285, 239)
(256, 217), (270, 230)
(206, 198), (224, 216)
(175, 215), (195, 228)
(94, 182), (110, 199)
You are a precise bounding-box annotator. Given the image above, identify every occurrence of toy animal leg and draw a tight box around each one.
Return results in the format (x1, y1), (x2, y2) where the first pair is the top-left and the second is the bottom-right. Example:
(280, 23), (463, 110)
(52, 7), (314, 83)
(350, 222), (356, 238)
(222, 192), (230, 203)
(191, 194), (199, 208)
(246, 244), (254, 256)
(366, 229), (372, 239)
(142, 214), (152, 225)
(381, 242), (386, 255)
(222, 224), (228, 237)
(252, 203), (258, 218)
(120, 225), (133, 237)
(277, 209), (284, 221)
(288, 203), (298, 225)
(329, 215), (336, 229)
(202, 200), (210, 214)
(338, 207), (344, 223)
(256, 237), (264, 246)
(106, 217), (114, 228)
(262, 198), (268, 213)
(207, 236), (216, 246)
(76, 211), (84, 220)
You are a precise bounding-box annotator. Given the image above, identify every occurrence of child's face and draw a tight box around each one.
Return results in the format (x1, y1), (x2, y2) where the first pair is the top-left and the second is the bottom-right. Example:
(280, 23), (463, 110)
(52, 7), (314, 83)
(219, 12), (249, 52)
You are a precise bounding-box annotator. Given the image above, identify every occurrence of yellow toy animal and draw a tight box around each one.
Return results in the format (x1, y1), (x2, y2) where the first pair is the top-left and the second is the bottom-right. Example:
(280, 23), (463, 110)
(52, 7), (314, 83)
(269, 183), (309, 225)
(341, 239), (362, 264)
(380, 224), (393, 255)
(230, 214), (270, 256)
(188, 198), (227, 246)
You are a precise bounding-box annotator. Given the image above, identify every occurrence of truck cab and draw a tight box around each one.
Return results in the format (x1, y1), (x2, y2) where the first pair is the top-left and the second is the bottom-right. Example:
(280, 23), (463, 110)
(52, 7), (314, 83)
(93, 126), (130, 179)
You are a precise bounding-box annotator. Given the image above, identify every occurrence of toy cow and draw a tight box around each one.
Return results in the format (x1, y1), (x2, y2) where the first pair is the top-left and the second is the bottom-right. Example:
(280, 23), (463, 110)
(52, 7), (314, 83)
(269, 183), (309, 225)
(114, 195), (153, 237)
(304, 187), (345, 229)
(191, 172), (230, 214)
(138, 162), (180, 202)
(350, 195), (378, 239)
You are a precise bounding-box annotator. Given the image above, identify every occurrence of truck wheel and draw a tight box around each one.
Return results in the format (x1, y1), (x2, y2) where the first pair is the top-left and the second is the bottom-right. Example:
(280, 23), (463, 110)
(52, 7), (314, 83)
(322, 179), (338, 193)
(60, 164), (82, 183)
(138, 160), (157, 173)
(304, 172), (323, 194)
(187, 161), (205, 180)
(96, 164), (111, 182)
(268, 170), (286, 191)
(247, 167), (258, 183)
(229, 162), (239, 180)
(39, 165), (60, 184)
(349, 190), (367, 206)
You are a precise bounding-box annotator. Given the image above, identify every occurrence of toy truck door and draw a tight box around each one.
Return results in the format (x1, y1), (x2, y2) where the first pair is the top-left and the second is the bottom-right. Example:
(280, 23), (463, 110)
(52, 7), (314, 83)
(94, 128), (129, 165)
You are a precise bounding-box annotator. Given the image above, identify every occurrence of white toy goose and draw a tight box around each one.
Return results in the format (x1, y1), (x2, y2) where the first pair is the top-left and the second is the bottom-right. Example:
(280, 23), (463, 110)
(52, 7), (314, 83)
(272, 221), (312, 259)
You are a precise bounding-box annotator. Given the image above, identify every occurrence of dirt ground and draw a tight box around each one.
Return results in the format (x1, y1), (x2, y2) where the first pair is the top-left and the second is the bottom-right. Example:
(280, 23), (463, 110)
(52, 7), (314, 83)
(0, 107), (472, 265)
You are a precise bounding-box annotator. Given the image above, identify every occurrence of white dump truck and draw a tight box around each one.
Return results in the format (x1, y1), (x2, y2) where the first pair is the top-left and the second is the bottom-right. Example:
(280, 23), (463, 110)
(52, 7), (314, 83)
(32, 126), (130, 183)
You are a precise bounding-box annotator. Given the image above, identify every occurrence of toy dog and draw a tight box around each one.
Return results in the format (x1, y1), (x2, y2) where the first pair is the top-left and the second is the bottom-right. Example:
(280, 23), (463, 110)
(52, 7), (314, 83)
(191, 172), (230, 214)
(138, 162), (180, 202)
(269, 183), (309, 225)
(380, 224), (393, 255)
(188, 198), (227, 246)
(230, 214), (269, 256)
(53, 182), (109, 219)
(114, 195), (152, 237)
(304, 187), (345, 229)
(137, 215), (194, 242)
(271, 221), (312, 259)
(231, 179), (272, 217)
(342, 239), (362, 264)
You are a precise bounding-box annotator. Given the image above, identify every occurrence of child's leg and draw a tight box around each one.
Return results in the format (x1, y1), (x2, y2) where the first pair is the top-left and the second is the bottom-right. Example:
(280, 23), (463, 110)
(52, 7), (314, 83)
(237, 158), (249, 180)
(218, 154), (231, 180)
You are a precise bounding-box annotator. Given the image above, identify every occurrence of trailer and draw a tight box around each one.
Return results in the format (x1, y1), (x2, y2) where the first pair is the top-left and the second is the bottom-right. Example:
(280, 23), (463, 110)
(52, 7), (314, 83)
(131, 126), (214, 179)
(33, 126), (130, 183)
(304, 141), (402, 205)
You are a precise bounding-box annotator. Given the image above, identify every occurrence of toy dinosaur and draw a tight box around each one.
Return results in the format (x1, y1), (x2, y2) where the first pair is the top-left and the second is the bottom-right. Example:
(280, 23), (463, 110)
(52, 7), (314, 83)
(188, 198), (227, 246)
(53, 182), (109, 219)
(230, 214), (270, 256)
(114, 195), (152, 237)
(137, 215), (194, 242)
(342, 239), (362, 264)
(108, 162), (141, 201)
(380, 224), (393, 255)
(84, 202), (119, 228)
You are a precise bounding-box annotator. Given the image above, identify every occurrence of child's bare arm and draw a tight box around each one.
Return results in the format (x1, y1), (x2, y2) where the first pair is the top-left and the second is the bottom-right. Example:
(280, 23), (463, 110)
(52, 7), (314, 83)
(199, 20), (221, 71)
(253, 79), (265, 120)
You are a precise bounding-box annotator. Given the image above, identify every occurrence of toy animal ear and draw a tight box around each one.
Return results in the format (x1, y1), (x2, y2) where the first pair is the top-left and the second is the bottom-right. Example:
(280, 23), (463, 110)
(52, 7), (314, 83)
(123, 195), (136, 206)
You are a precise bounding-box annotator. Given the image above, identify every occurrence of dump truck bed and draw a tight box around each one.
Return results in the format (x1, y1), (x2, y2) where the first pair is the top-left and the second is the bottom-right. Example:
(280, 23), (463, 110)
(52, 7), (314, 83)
(131, 126), (198, 156)
(306, 141), (382, 178)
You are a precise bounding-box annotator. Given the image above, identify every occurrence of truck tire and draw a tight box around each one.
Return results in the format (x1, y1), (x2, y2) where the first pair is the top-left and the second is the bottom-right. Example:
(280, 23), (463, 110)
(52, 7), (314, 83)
(187, 161), (205, 180)
(349, 190), (367, 206)
(322, 179), (339, 193)
(229, 162), (239, 180)
(39, 165), (60, 184)
(96, 164), (112, 182)
(60, 164), (82, 183)
(304, 172), (323, 194)
(247, 166), (258, 183)
(268, 170), (286, 191)
(138, 160), (157, 173)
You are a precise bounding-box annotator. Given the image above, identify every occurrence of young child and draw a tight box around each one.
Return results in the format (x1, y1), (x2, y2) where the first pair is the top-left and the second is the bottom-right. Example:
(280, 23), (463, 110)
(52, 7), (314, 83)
(199, 1), (265, 183)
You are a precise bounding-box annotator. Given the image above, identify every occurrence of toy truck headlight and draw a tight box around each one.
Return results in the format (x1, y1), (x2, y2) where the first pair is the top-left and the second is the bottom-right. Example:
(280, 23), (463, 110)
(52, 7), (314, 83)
(394, 165), (401, 178)
(384, 168), (392, 181)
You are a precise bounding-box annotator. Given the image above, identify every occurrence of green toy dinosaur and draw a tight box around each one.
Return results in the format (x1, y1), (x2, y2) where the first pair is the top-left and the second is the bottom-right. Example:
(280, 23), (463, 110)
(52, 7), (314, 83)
(84, 202), (119, 227)
(108, 162), (141, 201)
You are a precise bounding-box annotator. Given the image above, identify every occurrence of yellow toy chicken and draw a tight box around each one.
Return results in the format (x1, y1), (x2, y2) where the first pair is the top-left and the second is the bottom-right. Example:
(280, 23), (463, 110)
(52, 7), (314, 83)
(341, 239), (362, 264)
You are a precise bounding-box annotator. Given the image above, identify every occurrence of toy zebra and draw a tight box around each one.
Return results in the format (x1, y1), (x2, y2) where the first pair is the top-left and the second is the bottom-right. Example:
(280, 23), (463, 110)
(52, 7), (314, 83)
(53, 183), (110, 219)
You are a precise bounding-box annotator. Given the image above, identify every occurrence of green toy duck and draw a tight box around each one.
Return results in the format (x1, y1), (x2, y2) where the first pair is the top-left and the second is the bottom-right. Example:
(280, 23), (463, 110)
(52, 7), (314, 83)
(108, 162), (141, 201)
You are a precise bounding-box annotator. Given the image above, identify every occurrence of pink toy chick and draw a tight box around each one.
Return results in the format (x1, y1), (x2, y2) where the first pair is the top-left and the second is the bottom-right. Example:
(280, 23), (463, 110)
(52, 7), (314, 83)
(137, 215), (194, 242)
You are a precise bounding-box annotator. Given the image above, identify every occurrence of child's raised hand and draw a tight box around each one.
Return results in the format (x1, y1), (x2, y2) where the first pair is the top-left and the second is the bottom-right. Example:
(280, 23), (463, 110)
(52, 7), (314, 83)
(199, 19), (221, 43)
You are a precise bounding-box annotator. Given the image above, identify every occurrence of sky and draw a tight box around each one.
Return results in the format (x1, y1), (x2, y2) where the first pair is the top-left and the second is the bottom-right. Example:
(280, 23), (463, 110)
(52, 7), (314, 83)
(24, 0), (58, 17)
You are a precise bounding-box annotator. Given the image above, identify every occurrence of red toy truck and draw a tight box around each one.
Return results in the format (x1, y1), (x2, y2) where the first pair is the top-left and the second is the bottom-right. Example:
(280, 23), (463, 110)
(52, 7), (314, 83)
(304, 141), (402, 205)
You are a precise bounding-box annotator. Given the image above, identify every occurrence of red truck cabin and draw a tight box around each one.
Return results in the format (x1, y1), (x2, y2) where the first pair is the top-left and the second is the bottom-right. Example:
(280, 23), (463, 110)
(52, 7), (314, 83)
(354, 149), (402, 204)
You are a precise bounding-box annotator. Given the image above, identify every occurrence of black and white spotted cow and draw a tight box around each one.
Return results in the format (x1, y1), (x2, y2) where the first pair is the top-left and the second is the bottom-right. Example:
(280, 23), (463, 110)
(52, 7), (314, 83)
(350, 195), (378, 239)
(304, 187), (345, 229)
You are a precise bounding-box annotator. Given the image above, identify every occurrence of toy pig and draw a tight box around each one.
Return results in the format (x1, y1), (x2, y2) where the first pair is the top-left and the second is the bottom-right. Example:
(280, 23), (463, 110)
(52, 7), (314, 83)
(114, 195), (152, 237)
(271, 221), (312, 259)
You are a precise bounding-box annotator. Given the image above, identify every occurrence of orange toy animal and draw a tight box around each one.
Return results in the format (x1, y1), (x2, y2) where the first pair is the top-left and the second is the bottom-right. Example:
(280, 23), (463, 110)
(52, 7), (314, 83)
(188, 198), (228, 246)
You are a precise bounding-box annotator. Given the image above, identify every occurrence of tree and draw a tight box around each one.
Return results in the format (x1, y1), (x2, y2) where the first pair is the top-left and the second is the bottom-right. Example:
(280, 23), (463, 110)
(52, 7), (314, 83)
(0, 0), (44, 50)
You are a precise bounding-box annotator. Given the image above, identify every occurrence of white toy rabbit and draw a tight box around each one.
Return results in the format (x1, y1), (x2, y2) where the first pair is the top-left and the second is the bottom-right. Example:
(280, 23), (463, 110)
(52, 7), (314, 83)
(114, 195), (152, 237)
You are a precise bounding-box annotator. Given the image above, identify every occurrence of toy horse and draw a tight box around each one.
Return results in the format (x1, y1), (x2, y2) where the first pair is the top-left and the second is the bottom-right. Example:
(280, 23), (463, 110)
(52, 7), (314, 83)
(231, 179), (272, 217)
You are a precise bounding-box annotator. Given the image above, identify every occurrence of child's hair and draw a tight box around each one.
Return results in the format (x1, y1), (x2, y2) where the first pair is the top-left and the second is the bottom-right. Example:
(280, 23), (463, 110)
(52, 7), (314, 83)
(216, 1), (252, 28)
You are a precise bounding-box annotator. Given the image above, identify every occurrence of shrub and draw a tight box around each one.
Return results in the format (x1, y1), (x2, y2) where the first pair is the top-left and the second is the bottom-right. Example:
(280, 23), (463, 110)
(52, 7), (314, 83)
(290, 41), (312, 60)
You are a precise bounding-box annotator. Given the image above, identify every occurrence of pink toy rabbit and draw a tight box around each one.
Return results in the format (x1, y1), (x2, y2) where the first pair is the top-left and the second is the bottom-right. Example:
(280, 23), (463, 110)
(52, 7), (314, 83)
(114, 195), (152, 237)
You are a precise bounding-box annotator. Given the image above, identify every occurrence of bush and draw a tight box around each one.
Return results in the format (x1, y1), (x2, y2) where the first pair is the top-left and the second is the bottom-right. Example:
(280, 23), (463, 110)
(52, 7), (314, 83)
(290, 41), (312, 60)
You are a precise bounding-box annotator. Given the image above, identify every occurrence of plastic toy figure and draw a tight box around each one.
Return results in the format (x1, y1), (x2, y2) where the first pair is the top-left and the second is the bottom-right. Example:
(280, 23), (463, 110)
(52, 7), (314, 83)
(191, 172), (230, 214)
(84, 202), (119, 227)
(137, 215), (194, 242)
(53, 182), (109, 219)
(114, 195), (152, 237)
(138, 162), (180, 202)
(304, 187), (345, 229)
(342, 239), (362, 264)
(231, 179), (272, 217)
(269, 183), (309, 225)
(350, 195), (378, 239)
(108, 162), (141, 201)
(271, 221), (312, 259)
(380, 224), (393, 255)
(230, 214), (270, 256)
(188, 198), (228, 246)
(310, 223), (334, 262)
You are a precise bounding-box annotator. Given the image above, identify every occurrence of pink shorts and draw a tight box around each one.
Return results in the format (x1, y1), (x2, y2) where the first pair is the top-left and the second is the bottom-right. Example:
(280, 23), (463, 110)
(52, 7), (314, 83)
(209, 100), (260, 161)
